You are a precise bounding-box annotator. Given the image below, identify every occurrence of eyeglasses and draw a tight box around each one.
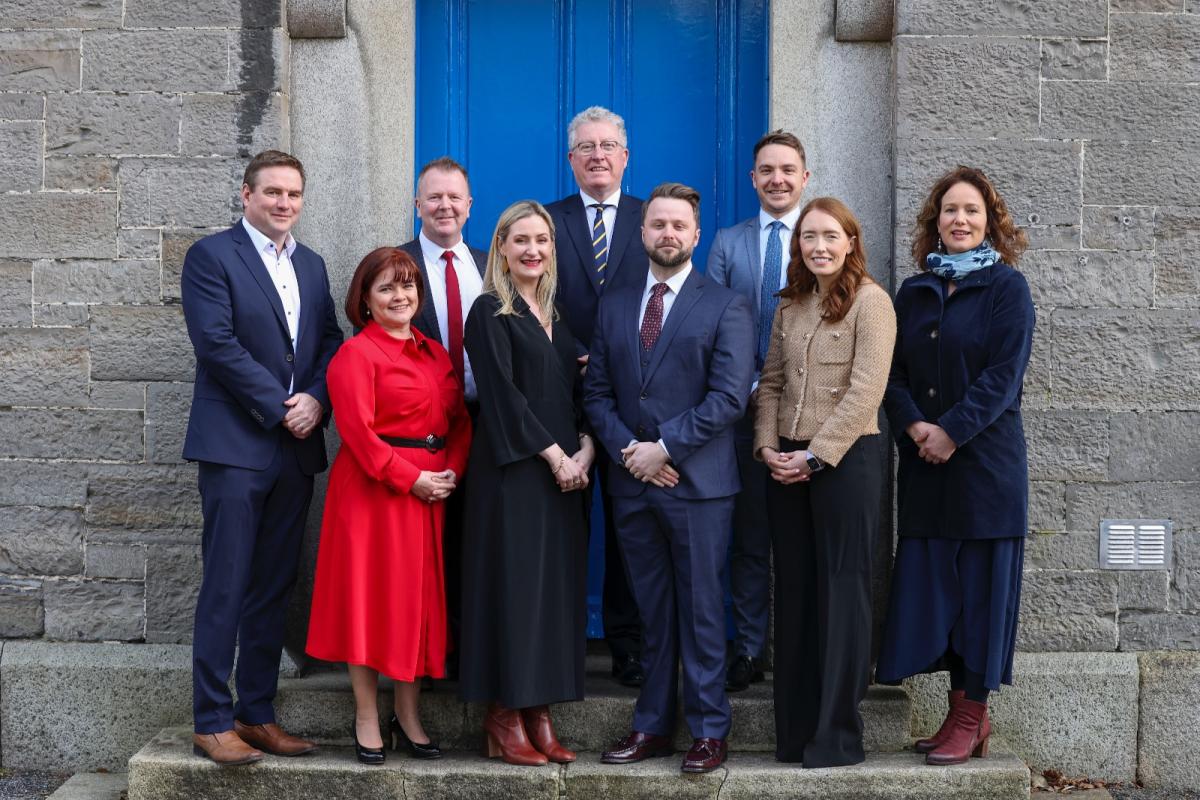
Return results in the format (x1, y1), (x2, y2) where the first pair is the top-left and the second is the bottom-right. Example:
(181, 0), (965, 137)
(573, 140), (624, 155)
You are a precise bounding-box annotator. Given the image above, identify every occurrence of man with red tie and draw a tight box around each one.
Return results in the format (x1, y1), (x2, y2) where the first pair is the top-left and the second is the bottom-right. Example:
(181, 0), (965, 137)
(400, 156), (487, 678)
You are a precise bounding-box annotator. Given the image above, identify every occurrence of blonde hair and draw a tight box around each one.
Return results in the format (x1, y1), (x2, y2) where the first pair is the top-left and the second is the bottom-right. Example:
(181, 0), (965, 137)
(483, 200), (559, 320)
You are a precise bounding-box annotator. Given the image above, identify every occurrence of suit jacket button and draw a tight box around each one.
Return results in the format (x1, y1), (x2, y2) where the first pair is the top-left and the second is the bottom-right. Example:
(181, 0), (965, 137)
(640, 392), (648, 400)
(928, 387), (937, 397)
(286, 353), (294, 362)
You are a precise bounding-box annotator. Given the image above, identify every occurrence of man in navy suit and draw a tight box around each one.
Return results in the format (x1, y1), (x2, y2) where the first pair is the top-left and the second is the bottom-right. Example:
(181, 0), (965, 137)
(182, 150), (343, 766)
(585, 183), (755, 773)
(706, 130), (811, 691)
(546, 106), (649, 687)
(399, 156), (487, 678)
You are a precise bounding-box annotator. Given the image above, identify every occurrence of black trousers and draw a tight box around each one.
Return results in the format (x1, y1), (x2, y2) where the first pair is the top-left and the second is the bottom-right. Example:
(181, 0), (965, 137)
(768, 434), (881, 768)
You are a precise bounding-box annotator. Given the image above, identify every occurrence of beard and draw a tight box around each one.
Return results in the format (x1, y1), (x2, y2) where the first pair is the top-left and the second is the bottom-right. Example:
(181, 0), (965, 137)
(647, 241), (693, 269)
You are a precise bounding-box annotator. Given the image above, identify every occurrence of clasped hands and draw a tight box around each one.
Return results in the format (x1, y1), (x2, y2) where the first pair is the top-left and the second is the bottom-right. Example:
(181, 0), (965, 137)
(282, 392), (323, 439)
(906, 421), (956, 464)
(760, 447), (811, 484)
(542, 438), (597, 493)
(412, 469), (457, 503)
(621, 441), (680, 489)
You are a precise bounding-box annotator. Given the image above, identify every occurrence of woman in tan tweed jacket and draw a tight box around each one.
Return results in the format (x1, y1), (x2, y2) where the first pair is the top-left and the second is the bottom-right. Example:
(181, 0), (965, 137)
(754, 197), (896, 768)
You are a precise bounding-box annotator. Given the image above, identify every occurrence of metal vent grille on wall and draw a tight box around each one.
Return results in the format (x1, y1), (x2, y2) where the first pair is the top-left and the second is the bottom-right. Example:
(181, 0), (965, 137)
(1099, 519), (1173, 570)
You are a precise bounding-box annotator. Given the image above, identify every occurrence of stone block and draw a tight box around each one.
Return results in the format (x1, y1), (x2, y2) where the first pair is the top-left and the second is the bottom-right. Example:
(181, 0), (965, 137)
(896, 0), (1106, 35)
(0, 121), (43, 191)
(35, 304), (89, 327)
(1169, 531), (1200, 611)
(1025, 249), (1153, 309)
(90, 305), (194, 382)
(1049, 309), (1200, 410)
(85, 540), (146, 580)
(1139, 652), (1200, 788)
(1024, 411), (1109, 481)
(0, 260), (32, 325)
(1040, 38), (1107, 80)
(0, 577), (43, 637)
(1111, 12), (1200, 81)
(82, 30), (230, 92)
(124, 0), (280, 27)
(233, 28), (288, 93)
(1108, 412), (1200, 481)
(0, 94), (44, 120)
(1028, 480), (1068, 532)
(182, 92), (286, 157)
(0, 328), (90, 407)
(86, 464), (203, 530)
(1113, 0), (1183, 7)
(0, 408), (143, 461)
(0, 506), (84, 576)
(46, 773), (128, 800)
(1042, 81), (1200, 142)
(0, 641), (191, 770)
(896, 139), (1081, 227)
(896, 37), (1038, 139)
(1154, 206), (1200, 307)
(1122, 612), (1200, 649)
(1023, 224), (1080, 252)
(162, 230), (211, 301)
(0, 0), (122, 27)
(145, 542), (201, 643)
(119, 228), (160, 260)
(34, 259), (161, 305)
(0, 193), (118, 259)
(46, 93), (180, 156)
(0, 461), (87, 508)
(88, 380), (146, 410)
(1018, 569), (1118, 651)
(0, 31), (82, 92)
(119, 157), (241, 229)
(1023, 324), (1052, 409)
(146, 383), (192, 464)
(906, 652), (1138, 781)
(1082, 206), (1155, 251)
(44, 156), (118, 192)
(1067, 480), (1200, 532)
(1085, 142), (1200, 207)
(1025, 529), (1099, 570)
(1118, 569), (1170, 611)
(43, 579), (144, 641)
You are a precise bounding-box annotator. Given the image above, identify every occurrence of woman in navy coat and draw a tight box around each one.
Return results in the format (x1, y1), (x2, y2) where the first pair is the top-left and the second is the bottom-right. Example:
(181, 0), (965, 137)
(876, 165), (1035, 766)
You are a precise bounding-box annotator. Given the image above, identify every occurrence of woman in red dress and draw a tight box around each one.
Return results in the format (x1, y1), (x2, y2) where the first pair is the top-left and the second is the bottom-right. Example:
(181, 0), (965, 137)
(306, 247), (471, 764)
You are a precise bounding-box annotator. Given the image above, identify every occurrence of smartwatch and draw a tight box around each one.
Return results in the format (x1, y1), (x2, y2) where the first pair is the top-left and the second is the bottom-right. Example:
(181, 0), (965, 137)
(805, 451), (825, 472)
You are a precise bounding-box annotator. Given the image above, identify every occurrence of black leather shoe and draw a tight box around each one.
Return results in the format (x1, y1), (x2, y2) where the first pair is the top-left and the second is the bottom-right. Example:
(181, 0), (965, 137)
(352, 721), (385, 765)
(388, 713), (442, 759)
(725, 655), (764, 692)
(611, 654), (644, 688)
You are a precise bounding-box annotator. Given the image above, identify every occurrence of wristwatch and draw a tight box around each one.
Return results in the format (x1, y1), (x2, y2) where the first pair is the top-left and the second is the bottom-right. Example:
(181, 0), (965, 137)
(805, 451), (825, 472)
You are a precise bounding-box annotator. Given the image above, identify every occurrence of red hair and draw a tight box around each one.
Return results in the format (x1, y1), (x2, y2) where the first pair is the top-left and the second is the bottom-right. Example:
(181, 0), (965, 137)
(779, 197), (873, 322)
(344, 248), (424, 329)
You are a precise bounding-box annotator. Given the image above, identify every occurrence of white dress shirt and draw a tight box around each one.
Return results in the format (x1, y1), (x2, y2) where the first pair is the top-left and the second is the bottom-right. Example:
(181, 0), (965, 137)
(757, 205), (803, 295)
(418, 231), (483, 402)
(242, 217), (300, 392)
(581, 189), (622, 243)
(632, 262), (694, 460)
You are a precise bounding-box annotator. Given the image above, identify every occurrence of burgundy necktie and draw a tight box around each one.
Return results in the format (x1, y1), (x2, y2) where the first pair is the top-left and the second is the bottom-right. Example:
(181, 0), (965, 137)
(442, 250), (465, 387)
(640, 283), (669, 350)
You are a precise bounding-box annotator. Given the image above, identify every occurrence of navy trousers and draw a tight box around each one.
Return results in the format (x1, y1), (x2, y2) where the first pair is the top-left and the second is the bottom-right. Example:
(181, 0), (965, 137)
(613, 490), (733, 740)
(192, 434), (314, 734)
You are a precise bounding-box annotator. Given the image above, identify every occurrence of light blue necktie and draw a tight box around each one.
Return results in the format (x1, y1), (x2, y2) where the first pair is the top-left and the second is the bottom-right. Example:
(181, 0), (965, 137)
(758, 220), (784, 368)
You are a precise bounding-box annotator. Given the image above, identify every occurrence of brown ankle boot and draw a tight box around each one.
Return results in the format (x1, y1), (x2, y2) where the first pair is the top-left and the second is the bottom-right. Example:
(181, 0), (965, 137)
(926, 697), (991, 766)
(915, 689), (965, 753)
(521, 705), (576, 763)
(483, 703), (548, 766)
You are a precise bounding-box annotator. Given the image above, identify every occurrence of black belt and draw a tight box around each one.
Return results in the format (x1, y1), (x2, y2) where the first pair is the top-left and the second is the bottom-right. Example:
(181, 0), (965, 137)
(380, 434), (445, 452)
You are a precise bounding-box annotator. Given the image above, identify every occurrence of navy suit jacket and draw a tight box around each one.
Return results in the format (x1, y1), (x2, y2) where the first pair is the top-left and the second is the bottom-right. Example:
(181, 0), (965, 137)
(546, 193), (649, 352)
(398, 237), (487, 344)
(181, 221), (344, 475)
(583, 269), (755, 500)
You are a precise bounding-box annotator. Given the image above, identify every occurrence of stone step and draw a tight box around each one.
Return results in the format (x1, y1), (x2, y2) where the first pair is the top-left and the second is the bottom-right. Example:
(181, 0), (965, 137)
(46, 772), (128, 800)
(272, 668), (912, 753)
(128, 727), (1030, 800)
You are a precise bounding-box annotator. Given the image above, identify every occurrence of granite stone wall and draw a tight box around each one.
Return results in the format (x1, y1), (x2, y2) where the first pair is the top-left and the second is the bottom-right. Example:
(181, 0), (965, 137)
(0, 0), (288, 643)
(893, 1), (1200, 652)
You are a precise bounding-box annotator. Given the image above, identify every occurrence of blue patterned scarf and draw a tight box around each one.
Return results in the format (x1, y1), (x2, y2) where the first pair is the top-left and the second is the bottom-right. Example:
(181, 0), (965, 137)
(925, 241), (999, 280)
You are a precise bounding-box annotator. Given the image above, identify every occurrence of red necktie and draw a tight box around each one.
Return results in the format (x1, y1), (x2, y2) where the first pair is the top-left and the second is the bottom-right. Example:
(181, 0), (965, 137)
(640, 283), (668, 350)
(442, 250), (465, 387)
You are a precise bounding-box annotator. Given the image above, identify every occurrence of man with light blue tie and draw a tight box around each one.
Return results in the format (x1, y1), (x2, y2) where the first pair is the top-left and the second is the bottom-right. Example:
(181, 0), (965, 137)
(705, 130), (811, 691)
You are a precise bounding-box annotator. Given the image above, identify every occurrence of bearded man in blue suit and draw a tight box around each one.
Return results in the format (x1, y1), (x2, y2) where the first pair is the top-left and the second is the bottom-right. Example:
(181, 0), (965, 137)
(585, 183), (754, 774)
(182, 150), (343, 766)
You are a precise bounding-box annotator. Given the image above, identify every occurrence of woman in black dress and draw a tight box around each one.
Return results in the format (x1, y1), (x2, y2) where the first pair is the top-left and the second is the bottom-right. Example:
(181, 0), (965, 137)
(459, 200), (594, 766)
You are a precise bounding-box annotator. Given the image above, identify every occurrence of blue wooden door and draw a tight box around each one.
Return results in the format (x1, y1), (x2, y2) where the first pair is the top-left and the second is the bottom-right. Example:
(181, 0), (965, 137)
(417, 0), (769, 637)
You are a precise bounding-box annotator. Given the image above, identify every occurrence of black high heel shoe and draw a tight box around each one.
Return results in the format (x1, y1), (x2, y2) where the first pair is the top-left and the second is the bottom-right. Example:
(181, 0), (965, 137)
(352, 720), (386, 765)
(389, 713), (442, 759)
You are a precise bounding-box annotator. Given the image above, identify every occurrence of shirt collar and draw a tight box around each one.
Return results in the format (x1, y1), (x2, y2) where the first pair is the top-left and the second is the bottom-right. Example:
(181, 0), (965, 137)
(362, 318), (433, 360)
(758, 204), (802, 233)
(241, 217), (297, 257)
(418, 230), (469, 263)
(644, 262), (693, 297)
(580, 188), (622, 209)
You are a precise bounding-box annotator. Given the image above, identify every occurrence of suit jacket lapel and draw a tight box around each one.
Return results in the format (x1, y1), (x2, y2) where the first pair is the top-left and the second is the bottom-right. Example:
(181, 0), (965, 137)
(560, 196), (603, 296)
(233, 225), (290, 338)
(741, 218), (762, 295)
(606, 196), (640, 286)
(624, 287), (644, 386)
(403, 240), (442, 342)
(642, 271), (704, 388)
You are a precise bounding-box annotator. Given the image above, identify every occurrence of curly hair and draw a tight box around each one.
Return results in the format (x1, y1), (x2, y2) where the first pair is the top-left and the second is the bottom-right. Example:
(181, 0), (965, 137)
(779, 197), (874, 323)
(910, 165), (1027, 268)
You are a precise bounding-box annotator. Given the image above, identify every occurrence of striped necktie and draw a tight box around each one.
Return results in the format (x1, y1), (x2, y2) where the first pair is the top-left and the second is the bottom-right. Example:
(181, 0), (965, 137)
(590, 203), (610, 286)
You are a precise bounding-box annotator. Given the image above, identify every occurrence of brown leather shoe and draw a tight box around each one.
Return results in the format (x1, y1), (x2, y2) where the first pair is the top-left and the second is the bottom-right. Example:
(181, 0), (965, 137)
(520, 705), (576, 763)
(681, 737), (727, 773)
(483, 703), (548, 766)
(234, 720), (317, 757)
(192, 730), (264, 766)
(600, 730), (673, 764)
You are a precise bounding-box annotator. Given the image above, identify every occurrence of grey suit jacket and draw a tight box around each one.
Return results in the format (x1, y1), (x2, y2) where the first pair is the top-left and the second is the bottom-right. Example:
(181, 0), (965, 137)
(706, 216), (766, 332)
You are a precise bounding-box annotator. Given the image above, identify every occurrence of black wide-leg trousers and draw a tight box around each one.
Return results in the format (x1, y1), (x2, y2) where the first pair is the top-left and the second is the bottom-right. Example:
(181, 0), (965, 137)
(767, 434), (881, 768)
